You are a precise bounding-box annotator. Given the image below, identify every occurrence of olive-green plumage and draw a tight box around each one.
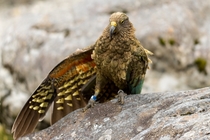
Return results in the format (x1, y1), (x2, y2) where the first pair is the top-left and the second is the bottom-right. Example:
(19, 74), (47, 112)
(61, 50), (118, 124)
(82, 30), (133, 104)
(11, 12), (152, 140)
(88, 12), (151, 105)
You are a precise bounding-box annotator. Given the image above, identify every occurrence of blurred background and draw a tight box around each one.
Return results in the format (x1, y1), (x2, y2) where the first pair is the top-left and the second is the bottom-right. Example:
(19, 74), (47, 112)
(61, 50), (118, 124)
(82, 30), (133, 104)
(0, 0), (209, 139)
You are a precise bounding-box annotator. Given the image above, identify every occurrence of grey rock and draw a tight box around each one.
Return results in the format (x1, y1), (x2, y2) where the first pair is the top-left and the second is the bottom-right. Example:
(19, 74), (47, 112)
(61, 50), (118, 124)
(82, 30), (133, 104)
(20, 87), (210, 140)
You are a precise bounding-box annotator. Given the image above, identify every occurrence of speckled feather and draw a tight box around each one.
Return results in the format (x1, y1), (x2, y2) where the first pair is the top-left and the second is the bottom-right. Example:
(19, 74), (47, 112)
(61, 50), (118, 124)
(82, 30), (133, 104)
(11, 12), (152, 140)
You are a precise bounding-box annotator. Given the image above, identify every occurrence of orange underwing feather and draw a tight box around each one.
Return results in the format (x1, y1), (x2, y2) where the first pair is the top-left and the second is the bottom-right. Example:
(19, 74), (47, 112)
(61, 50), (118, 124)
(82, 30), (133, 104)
(12, 46), (98, 139)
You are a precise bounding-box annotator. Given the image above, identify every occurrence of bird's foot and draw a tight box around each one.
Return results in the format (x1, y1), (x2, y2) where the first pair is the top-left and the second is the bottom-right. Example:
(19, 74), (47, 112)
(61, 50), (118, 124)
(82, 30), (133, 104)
(83, 95), (97, 112)
(117, 90), (127, 104)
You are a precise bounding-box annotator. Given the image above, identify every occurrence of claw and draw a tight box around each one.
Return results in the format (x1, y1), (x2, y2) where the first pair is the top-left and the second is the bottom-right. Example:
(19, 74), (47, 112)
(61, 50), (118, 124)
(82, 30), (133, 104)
(83, 95), (97, 112)
(117, 90), (127, 104)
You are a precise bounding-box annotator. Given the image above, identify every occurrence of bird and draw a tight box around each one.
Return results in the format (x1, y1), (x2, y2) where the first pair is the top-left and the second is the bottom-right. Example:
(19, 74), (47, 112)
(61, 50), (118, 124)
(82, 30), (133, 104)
(11, 12), (152, 140)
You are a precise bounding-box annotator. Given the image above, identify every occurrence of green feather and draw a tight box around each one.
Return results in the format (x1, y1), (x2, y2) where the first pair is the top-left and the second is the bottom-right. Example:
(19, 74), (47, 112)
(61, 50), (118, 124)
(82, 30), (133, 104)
(129, 79), (144, 94)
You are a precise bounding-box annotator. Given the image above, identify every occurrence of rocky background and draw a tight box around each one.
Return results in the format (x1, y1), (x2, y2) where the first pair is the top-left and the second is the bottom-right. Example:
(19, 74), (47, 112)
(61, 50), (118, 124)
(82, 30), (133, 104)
(0, 0), (210, 139)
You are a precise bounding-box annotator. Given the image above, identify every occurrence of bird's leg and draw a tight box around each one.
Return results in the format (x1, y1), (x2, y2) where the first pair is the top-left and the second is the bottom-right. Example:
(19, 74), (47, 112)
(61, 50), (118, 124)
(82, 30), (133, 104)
(83, 89), (99, 111)
(117, 90), (127, 104)
(83, 73), (106, 111)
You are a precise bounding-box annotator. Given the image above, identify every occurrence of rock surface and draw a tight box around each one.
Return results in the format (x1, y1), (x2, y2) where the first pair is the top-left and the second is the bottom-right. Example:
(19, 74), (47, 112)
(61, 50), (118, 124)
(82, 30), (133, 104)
(20, 87), (210, 140)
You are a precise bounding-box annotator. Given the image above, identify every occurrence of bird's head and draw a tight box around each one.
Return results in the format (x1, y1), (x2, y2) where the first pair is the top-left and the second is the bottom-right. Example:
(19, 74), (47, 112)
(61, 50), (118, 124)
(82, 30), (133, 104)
(109, 12), (133, 39)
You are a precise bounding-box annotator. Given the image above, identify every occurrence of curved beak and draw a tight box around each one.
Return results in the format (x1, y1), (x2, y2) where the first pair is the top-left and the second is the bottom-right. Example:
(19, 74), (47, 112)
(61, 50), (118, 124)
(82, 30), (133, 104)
(110, 21), (117, 39)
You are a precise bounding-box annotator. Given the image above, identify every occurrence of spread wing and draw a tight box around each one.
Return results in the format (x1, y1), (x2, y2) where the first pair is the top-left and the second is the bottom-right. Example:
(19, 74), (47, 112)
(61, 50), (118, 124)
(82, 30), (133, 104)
(11, 46), (96, 139)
